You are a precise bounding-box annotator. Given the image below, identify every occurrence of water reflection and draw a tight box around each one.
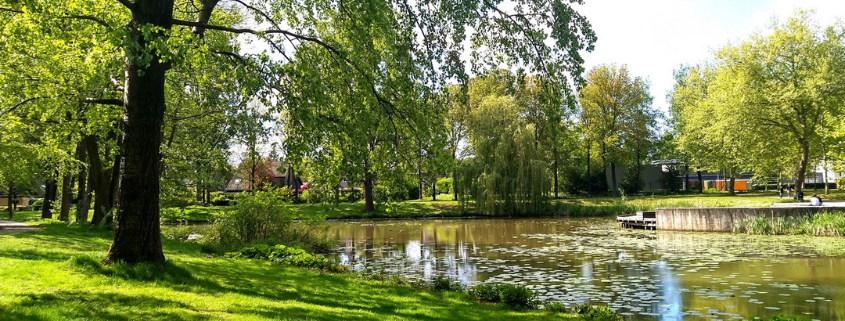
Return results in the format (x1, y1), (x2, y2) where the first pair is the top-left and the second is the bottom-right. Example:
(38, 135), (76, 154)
(329, 218), (845, 320)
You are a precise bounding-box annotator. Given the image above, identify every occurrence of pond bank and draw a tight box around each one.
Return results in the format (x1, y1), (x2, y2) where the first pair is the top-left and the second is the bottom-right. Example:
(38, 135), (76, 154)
(328, 217), (845, 320)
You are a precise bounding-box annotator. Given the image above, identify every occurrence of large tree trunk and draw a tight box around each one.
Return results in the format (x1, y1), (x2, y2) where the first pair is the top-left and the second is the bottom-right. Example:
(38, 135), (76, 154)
(105, 152), (122, 225)
(610, 161), (618, 197)
(76, 144), (91, 224)
(684, 164), (690, 191)
(59, 174), (72, 221)
(105, 0), (173, 264)
(795, 141), (809, 193)
(363, 164), (375, 212)
(85, 136), (112, 225)
(41, 178), (58, 219)
(431, 176), (436, 201)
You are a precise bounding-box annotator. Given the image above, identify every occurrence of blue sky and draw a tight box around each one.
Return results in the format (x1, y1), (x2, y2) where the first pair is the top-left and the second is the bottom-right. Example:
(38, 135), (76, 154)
(574, 0), (845, 116)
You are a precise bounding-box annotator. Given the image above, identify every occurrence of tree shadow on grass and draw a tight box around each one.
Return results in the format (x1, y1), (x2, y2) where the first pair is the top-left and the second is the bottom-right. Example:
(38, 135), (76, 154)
(176, 259), (546, 321)
(5, 291), (210, 321)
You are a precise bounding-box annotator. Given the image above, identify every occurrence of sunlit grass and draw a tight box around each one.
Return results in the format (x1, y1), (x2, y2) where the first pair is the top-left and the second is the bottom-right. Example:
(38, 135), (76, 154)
(0, 222), (577, 320)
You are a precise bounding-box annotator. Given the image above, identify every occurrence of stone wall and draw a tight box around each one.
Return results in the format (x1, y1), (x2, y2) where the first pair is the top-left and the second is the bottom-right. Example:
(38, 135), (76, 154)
(656, 207), (843, 232)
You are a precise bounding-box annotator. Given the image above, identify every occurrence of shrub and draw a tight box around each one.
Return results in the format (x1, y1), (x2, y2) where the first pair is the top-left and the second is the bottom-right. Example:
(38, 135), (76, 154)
(468, 283), (536, 308)
(209, 189), (334, 253)
(436, 177), (453, 195)
(227, 244), (347, 272)
(431, 275), (464, 292)
(497, 284), (537, 309)
(469, 283), (501, 302)
(210, 192), (230, 206)
(543, 301), (567, 313)
(571, 304), (624, 321)
(215, 189), (292, 245)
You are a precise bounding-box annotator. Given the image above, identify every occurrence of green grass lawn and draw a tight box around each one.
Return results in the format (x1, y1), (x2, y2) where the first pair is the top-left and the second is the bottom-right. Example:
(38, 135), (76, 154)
(0, 222), (576, 321)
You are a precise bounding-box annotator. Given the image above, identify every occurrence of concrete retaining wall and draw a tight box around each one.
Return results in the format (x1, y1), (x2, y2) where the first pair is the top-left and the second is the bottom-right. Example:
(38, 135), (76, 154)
(656, 207), (845, 232)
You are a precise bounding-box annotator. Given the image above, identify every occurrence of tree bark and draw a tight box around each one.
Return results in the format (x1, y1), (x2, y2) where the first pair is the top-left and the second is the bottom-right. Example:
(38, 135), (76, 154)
(822, 151), (830, 196)
(795, 141), (810, 193)
(363, 162), (375, 212)
(106, 0), (173, 264)
(76, 144), (91, 224)
(41, 178), (58, 219)
(697, 167), (703, 193)
(610, 161), (618, 197)
(85, 136), (112, 225)
(6, 185), (15, 220)
(106, 151), (122, 225)
(586, 142), (591, 195)
(553, 146), (559, 198)
(728, 174), (736, 196)
(452, 148), (458, 201)
(431, 176), (436, 201)
(59, 174), (72, 221)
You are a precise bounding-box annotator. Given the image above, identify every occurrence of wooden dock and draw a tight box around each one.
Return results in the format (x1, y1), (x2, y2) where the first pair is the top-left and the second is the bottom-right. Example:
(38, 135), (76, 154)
(617, 211), (656, 230)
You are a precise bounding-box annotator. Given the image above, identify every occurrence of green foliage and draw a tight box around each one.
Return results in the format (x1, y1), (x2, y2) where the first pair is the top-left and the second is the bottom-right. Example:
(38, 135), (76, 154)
(469, 283), (502, 302)
(571, 304), (624, 321)
(543, 301), (568, 313)
(579, 64), (656, 196)
(436, 177), (453, 195)
(659, 166), (683, 193)
(227, 244), (347, 273)
(213, 189), (292, 245)
(456, 72), (553, 216)
(733, 212), (845, 236)
(431, 275), (465, 292)
(468, 283), (537, 309)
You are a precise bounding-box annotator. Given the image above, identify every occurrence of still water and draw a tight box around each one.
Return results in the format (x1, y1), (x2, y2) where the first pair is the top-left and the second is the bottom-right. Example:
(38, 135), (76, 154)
(328, 218), (845, 320)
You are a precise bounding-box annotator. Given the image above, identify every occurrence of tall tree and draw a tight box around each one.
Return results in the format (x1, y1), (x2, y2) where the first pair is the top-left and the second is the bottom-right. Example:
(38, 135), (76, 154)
(578, 64), (654, 196)
(2, 0), (594, 263)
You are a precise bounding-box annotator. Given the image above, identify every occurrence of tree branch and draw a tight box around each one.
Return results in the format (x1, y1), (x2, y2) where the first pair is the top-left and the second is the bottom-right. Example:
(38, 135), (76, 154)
(63, 15), (113, 30)
(83, 98), (124, 106)
(1, 96), (48, 118)
(0, 7), (23, 14)
(171, 19), (343, 57)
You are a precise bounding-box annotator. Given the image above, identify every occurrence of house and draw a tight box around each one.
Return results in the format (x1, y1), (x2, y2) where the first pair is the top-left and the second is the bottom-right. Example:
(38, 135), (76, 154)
(224, 161), (303, 193)
(0, 195), (33, 209)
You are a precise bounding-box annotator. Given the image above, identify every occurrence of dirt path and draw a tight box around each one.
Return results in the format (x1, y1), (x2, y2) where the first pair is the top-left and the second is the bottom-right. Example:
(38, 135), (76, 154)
(0, 221), (41, 234)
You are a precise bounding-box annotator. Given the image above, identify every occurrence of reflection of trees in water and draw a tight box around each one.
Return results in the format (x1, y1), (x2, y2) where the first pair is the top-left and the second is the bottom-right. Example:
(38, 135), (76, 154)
(331, 219), (845, 320)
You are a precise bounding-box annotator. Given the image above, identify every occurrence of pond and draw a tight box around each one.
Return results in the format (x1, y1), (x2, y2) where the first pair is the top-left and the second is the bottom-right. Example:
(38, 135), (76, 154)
(328, 218), (845, 320)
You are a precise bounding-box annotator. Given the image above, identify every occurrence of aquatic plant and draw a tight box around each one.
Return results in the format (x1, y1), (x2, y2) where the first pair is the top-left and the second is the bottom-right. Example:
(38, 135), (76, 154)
(733, 212), (845, 236)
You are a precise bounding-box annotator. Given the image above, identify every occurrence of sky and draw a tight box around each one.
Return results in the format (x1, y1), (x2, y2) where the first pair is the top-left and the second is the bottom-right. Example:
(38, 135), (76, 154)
(573, 0), (845, 117)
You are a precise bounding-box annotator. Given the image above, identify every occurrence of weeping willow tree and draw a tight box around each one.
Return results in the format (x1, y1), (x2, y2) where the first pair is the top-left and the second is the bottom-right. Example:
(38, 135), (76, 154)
(456, 74), (552, 216)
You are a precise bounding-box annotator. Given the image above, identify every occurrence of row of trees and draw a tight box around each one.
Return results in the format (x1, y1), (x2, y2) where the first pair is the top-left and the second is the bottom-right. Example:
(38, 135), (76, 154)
(670, 11), (845, 195)
(0, 0), (597, 264)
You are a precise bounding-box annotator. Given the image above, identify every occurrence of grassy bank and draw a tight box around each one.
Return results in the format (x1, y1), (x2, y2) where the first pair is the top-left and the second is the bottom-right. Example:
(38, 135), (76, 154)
(155, 191), (845, 222)
(0, 222), (578, 320)
(733, 211), (845, 236)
